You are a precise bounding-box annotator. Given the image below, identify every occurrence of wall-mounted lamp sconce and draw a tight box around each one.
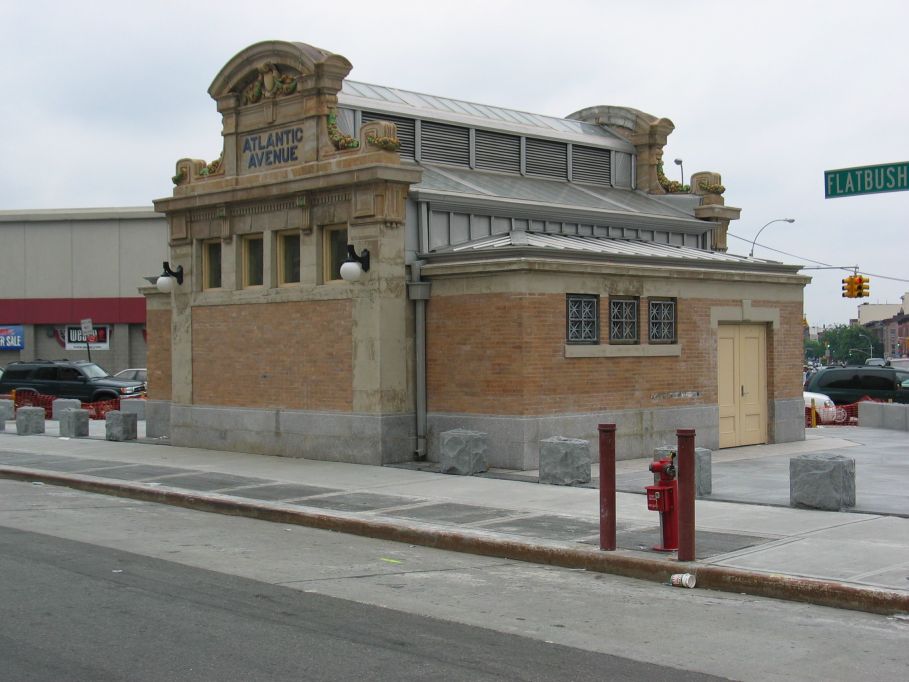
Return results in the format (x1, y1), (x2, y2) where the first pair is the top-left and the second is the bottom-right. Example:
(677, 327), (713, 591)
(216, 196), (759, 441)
(339, 245), (370, 282)
(156, 261), (184, 293)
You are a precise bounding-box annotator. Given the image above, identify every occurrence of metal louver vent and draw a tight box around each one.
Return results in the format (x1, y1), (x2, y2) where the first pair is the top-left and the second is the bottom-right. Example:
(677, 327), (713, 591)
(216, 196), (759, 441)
(475, 129), (521, 173)
(421, 121), (470, 166)
(572, 145), (611, 185)
(526, 138), (568, 179)
(361, 111), (416, 159)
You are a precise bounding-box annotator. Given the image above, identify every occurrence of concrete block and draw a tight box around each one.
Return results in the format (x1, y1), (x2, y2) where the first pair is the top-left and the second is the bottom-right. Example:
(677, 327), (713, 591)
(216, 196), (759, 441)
(857, 401), (884, 428)
(0, 398), (14, 421)
(60, 409), (90, 438)
(439, 429), (488, 475)
(16, 407), (45, 435)
(118, 399), (147, 420)
(539, 437), (591, 485)
(52, 398), (83, 421)
(105, 411), (138, 441)
(881, 404), (909, 431)
(654, 446), (712, 497)
(790, 453), (855, 511)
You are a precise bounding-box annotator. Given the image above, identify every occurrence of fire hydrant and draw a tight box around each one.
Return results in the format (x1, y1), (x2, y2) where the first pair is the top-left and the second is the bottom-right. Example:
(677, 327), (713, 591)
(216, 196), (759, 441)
(646, 452), (678, 551)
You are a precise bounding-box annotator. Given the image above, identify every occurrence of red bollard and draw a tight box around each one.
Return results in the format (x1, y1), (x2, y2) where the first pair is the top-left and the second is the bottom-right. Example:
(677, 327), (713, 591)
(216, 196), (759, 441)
(598, 423), (617, 551)
(676, 428), (696, 562)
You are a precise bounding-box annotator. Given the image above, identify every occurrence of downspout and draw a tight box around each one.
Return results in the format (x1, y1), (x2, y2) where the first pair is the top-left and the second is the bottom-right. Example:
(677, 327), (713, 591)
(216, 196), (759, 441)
(408, 260), (431, 460)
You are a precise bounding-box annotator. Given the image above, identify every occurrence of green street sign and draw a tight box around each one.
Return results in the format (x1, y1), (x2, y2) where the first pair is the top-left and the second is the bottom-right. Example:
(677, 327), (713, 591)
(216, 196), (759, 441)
(825, 161), (909, 198)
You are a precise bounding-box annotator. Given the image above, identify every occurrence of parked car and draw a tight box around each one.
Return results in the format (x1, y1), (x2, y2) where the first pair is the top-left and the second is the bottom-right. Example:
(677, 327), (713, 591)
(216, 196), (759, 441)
(0, 359), (146, 402)
(804, 365), (909, 406)
(803, 391), (838, 424)
(865, 357), (886, 366)
(114, 368), (147, 383)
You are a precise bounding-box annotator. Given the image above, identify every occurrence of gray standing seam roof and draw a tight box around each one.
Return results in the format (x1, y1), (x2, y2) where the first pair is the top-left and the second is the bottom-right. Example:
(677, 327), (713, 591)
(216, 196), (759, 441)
(413, 164), (701, 222)
(340, 80), (630, 148)
(446, 231), (764, 264)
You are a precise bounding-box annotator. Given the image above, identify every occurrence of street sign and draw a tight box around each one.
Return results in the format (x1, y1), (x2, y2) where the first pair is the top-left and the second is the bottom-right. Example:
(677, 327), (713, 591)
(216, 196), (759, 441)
(824, 161), (909, 198)
(80, 318), (93, 335)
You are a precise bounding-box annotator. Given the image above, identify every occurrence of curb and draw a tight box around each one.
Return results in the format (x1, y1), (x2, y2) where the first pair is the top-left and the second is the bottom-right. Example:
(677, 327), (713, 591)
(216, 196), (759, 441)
(3, 466), (908, 617)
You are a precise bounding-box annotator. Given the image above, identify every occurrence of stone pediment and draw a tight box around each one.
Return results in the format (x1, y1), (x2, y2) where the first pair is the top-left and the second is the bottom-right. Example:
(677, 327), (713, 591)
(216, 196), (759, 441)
(208, 40), (352, 103)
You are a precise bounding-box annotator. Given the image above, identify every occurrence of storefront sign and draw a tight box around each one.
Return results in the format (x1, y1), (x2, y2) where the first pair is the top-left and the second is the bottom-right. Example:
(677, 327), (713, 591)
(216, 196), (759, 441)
(0, 325), (25, 350)
(824, 161), (909, 198)
(241, 126), (304, 171)
(65, 325), (110, 350)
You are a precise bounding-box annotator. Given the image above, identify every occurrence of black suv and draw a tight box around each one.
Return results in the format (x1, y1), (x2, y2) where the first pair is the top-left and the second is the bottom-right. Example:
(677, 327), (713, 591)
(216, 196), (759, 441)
(804, 365), (909, 405)
(0, 360), (146, 402)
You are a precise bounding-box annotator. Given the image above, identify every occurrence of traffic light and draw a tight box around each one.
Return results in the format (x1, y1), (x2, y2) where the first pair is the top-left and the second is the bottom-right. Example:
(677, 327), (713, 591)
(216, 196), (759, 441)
(841, 276), (855, 298)
(855, 275), (870, 298)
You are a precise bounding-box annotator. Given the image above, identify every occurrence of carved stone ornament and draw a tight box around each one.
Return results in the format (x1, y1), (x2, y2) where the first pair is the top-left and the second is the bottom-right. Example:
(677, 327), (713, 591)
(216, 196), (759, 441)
(239, 62), (299, 105)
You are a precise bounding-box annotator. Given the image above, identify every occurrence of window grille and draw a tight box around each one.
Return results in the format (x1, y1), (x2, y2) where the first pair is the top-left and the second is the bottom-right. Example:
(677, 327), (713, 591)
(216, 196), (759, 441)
(567, 294), (599, 344)
(609, 298), (639, 344)
(648, 299), (677, 344)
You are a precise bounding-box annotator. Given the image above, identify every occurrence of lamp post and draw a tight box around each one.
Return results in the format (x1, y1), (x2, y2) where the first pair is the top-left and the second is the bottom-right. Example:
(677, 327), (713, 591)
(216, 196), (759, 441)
(749, 218), (795, 258)
(673, 158), (684, 185)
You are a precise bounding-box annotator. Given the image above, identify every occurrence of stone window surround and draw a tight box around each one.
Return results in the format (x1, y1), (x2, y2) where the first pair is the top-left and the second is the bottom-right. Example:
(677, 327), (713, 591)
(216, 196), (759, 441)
(648, 297), (677, 344)
(240, 233), (265, 288)
(566, 293), (599, 344)
(609, 296), (640, 345)
(201, 239), (222, 291)
(276, 230), (302, 286)
(563, 294), (682, 358)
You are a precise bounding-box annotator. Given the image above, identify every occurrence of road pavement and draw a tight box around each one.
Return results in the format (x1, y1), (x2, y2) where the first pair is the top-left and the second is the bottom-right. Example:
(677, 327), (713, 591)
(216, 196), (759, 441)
(1, 420), (907, 615)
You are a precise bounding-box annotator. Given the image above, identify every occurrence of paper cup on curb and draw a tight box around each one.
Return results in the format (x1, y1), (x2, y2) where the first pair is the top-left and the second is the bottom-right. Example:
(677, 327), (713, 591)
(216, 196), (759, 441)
(670, 573), (696, 588)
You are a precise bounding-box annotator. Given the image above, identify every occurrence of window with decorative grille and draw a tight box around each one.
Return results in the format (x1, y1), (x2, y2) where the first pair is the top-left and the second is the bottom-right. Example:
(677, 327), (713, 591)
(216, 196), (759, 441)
(648, 299), (677, 343)
(609, 297), (639, 344)
(567, 294), (599, 344)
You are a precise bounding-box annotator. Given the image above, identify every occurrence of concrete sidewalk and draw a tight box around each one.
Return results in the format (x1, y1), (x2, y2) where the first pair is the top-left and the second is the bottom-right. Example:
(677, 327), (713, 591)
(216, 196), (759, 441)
(1, 421), (907, 615)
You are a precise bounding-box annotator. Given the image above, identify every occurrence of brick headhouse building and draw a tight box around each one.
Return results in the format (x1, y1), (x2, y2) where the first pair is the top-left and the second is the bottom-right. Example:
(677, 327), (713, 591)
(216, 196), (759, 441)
(146, 40), (808, 468)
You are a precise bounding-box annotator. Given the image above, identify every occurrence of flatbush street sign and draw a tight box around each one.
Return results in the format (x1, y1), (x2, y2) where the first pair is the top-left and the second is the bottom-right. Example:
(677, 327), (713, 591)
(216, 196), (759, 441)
(824, 161), (909, 198)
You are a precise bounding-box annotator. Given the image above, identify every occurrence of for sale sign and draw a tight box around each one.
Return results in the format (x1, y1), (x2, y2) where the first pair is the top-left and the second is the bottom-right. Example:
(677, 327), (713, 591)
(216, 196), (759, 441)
(0, 325), (25, 350)
(65, 325), (110, 350)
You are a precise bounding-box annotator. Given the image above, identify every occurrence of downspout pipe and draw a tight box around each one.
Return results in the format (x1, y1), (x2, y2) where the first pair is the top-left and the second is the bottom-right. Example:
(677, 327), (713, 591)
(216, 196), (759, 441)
(408, 261), (431, 460)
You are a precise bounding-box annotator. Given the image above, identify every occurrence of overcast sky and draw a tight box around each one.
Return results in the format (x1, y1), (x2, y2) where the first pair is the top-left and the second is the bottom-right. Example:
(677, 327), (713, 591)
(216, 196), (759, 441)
(2, 0), (906, 327)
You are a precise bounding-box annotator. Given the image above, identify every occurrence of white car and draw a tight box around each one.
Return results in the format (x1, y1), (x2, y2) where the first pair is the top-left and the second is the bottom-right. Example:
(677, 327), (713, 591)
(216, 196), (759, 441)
(804, 391), (838, 424)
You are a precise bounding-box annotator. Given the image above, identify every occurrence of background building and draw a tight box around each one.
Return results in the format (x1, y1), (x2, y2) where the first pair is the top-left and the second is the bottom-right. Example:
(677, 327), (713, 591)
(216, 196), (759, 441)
(0, 207), (166, 372)
(146, 40), (809, 468)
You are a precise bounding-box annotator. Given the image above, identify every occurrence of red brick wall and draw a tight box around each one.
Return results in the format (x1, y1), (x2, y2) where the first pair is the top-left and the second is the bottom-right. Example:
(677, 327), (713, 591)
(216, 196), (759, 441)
(428, 293), (803, 416)
(192, 300), (353, 410)
(146, 308), (172, 401)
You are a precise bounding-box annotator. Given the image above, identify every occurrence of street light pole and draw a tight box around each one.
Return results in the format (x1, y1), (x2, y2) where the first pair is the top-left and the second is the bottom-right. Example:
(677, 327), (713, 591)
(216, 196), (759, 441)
(749, 218), (796, 258)
(674, 158), (684, 185)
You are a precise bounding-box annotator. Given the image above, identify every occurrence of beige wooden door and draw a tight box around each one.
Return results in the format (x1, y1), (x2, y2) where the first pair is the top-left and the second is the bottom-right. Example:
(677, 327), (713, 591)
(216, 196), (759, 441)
(717, 324), (767, 448)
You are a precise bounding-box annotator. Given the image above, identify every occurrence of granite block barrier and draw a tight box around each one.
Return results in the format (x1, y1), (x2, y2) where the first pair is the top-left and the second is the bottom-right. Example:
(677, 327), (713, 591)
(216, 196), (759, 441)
(440, 429), (488, 475)
(60, 409), (90, 438)
(0, 398), (14, 422)
(52, 398), (83, 421)
(654, 446), (712, 497)
(118, 399), (147, 420)
(16, 407), (45, 435)
(790, 453), (856, 511)
(105, 411), (138, 442)
(858, 402), (909, 431)
(539, 437), (591, 485)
